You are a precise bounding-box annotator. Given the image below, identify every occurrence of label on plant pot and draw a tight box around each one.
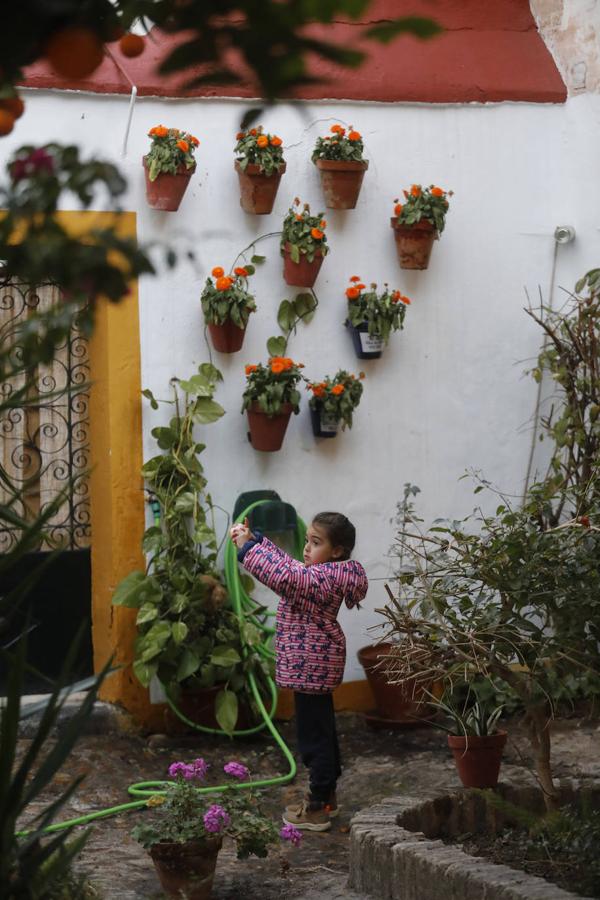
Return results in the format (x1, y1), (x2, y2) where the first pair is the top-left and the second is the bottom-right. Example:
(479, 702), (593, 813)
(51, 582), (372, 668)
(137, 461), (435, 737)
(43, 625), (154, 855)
(359, 331), (384, 353)
(319, 411), (339, 433)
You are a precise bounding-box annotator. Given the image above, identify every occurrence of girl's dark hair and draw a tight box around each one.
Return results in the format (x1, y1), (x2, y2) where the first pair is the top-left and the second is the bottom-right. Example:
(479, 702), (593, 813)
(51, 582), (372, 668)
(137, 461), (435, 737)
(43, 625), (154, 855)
(312, 512), (356, 560)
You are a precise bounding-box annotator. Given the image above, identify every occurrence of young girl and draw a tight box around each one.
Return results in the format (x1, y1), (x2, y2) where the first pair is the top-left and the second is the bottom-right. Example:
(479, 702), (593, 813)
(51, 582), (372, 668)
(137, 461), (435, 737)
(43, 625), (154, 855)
(230, 511), (368, 831)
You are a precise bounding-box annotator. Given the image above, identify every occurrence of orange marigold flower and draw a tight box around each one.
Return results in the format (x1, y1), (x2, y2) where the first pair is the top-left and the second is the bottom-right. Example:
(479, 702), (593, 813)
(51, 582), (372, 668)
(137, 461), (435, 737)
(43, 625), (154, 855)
(346, 287), (360, 300)
(392, 290), (401, 302)
(394, 203), (403, 216)
(216, 276), (233, 291)
(256, 134), (269, 148)
(431, 186), (444, 197)
(311, 228), (324, 240)
(250, 128), (258, 136)
(350, 275), (361, 283)
(356, 283), (366, 290)
(330, 124), (344, 134)
(410, 185), (421, 197)
(189, 135), (200, 146)
(150, 125), (168, 138)
(401, 295), (411, 305)
(319, 219), (327, 229)
(348, 130), (361, 141)
(177, 139), (189, 153)
(295, 214), (303, 221)
(331, 384), (345, 395)
(236, 131), (245, 140)
(211, 266), (224, 278)
(234, 267), (248, 277)
(270, 135), (282, 146)
(270, 360), (285, 374)
(245, 364), (258, 375)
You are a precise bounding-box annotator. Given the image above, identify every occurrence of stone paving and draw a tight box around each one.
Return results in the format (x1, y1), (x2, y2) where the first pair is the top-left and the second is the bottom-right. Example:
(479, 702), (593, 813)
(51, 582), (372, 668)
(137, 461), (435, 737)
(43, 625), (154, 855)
(16, 709), (600, 899)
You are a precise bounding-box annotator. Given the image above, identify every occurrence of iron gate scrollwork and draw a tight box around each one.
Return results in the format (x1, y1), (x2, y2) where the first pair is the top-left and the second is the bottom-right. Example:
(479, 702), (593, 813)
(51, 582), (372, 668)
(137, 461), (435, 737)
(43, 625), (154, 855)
(0, 282), (91, 552)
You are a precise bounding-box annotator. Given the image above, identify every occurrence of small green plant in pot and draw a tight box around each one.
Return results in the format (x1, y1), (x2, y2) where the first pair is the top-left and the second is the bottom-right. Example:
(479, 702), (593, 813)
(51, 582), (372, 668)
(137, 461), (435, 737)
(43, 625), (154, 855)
(391, 184), (452, 269)
(143, 124), (200, 211)
(242, 357), (304, 452)
(345, 276), (411, 359)
(312, 123), (369, 209)
(280, 199), (329, 288)
(307, 369), (365, 438)
(234, 125), (286, 214)
(201, 264), (257, 353)
(134, 757), (301, 899)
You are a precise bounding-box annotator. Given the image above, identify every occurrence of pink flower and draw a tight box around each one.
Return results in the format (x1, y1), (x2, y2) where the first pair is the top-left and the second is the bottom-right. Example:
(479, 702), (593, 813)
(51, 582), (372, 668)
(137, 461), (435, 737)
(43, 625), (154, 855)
(192, 758), (209, 780)
(11, 148), (55, 182)
(280, 823), (302, 846)
(224, 761), (249, 780)
(168, 761), (189, 778)
(203, 804), (231, 833)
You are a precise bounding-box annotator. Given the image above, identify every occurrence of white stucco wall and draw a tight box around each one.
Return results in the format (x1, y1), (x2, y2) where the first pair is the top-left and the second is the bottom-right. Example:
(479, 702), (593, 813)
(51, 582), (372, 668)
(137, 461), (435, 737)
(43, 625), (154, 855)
(3, 88), (599, 682)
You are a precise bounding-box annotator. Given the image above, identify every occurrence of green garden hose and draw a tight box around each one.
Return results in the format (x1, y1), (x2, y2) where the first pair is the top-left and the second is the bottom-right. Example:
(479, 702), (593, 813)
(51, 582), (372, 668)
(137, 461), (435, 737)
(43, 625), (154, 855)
(24, 499), (305, 835)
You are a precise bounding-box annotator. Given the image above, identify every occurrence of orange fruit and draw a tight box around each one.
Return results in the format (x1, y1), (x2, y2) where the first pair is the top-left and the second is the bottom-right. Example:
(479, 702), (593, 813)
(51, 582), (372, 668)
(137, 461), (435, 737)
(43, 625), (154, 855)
(0, 109), (15, 136)
(0, 97), (24, 119)
(119, 33), (145, 57)
(45, 26), (104, 79)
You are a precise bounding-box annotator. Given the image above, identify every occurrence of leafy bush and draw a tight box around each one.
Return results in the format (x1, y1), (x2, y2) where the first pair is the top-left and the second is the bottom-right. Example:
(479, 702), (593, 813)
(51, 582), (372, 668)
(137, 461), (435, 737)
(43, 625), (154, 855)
(392, 184), (451, 233)
(144, 125), (199, 181)
(241, 357), (304, 417)
(200, 264), (257, 327)
(234, 126), (284, 176)
(345, 275), (411, 341)
(280, 200), (329, 263)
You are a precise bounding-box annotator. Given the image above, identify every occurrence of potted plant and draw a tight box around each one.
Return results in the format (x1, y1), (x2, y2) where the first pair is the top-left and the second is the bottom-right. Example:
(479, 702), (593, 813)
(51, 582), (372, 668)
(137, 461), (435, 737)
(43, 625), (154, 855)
(242, 357), (304, 451)
(345, 276), (411, 359)
(311, 123), (369, 209)
(234, 125), (286, 214)
(133, 757), (301, 899)
(201, 264), (257, 353)
(390, 184), (452, 269)
(280, 199), (329, 288)
(143, 124), (199, 211)
(307, 369), (364, 438)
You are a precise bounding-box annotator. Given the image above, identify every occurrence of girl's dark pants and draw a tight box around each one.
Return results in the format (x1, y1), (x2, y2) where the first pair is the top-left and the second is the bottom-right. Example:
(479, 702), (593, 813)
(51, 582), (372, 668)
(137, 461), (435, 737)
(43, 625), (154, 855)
(294, 691), (341, 803)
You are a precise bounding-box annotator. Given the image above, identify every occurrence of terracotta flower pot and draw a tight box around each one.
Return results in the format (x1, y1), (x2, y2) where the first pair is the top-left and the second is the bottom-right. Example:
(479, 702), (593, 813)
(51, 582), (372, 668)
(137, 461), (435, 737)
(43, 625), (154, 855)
(235, 160), (286, 214)
(315, 158), (369, 209)
(310, 404), (338, 438)
(390, 217), (437, 270)
(247, 402), (293, 452)
(207, 319), (246, 353)
(346, 321), (384, 360)
(357, 643), (433, 724)
(282, 243), (324, 288)
(447, 731), (508, 789)
(150, 836), (222, 900)
(143, 157), (195, 211)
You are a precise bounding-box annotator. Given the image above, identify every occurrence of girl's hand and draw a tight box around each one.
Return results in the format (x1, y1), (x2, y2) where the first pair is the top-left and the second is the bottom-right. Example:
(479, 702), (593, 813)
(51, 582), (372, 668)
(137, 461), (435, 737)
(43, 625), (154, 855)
(230, 517), (254, 549)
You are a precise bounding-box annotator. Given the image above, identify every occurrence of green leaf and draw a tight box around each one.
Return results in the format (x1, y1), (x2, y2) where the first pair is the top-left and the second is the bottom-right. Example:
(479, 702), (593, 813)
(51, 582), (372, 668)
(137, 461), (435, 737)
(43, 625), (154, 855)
(178, 374), (213, 397)
(112, 571), (161, 608)
(277, 299), (294, 332)
(267, 335), (287, 357)
(251, 255), (266, 264)
(364, 16), (442, 43)
(240, 107), (263, 130)
(151, 426), (177, 449)
(133, 659), (158, 688)
(142, 388), (159, 410)
(176, 648), (201, 681)
(215, 688), (238, 735)
(199, 362), (223, 383)
(290, 243), (300, 264)
(191, 397), (225, 424)
(210, 645), (242, 667)
(172, 621), (189, 644)
(136, 604), (159, 625)
(244, 264), (255, 275)
(173, 492), (196, 514)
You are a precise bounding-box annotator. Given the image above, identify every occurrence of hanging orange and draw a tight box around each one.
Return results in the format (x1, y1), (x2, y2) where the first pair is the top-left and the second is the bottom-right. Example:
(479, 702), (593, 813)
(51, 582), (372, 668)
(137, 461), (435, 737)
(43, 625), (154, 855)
(0, 97), (24, 119)
(0, 109), (15, 136)
(119, 33), (146, 58)
(45, 26), (105, 79)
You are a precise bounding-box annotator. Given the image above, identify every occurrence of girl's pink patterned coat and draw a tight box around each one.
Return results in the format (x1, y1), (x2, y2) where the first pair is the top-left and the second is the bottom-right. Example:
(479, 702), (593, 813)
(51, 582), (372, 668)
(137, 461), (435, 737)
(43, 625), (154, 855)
(241, 537), (368, 693)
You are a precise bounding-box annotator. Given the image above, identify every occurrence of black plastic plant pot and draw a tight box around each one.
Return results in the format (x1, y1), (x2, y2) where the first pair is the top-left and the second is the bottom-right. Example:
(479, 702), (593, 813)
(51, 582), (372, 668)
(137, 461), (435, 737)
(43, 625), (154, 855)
(310, 404), (338, 438)
(346, 320), (384, 359)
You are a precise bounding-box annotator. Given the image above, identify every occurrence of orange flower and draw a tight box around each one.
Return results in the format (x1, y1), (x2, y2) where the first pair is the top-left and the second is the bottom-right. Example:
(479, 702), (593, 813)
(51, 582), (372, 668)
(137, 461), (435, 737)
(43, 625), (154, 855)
(270, 360), (285, 374)
(249, 128), (258, 136)
(350, 275), (361, 283)
(401, 295), (411, 305)
(348, 130), (361, 141)
(311, 384), (326, 398)
(216, 276), (233, 291)
(330, 124), (345, 134)
(392, 290), (401, 303)
(189, 135), (199, 146)
(149, 125), (168, 138)
(211, 266), (224, 278)
(346, 287), (360, 300)
(245, 364), (258, 375)
(410, 185), (421, 196)
(236, 131), (245, 140)
(319, 219), (327, 229)
(431, 186), (444, 196)
(295, 213), (303, 221)
(356, 283), (366, 290)
(177, 139), (189, 153)
(359, 371), (365, 379)
(394, 203), (403, 216)
(270, 135), (282, 146)
(256, 134), (269, 148)
(331, 384), (345, 395)
(234, 266), (248, 277)
(311, 228), (324, 240)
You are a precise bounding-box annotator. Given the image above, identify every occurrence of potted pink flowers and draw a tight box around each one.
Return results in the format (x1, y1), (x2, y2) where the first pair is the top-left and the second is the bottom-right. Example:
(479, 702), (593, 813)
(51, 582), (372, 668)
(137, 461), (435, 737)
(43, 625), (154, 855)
(201, 264), (257, 353)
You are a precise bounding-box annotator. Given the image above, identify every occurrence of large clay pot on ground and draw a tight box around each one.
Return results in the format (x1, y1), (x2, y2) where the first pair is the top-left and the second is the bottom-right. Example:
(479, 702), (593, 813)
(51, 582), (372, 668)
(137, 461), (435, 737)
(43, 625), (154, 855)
(346, 321), (384, 360)
(357, 643), (432, 724)
(207, 319), (246, 353)
(143, 157), (195, 211)
(235, 160), (286, 214)
(390, 218), (437, 270)
(150, 836), (222, 900)
(315, 159), (369, 209)
(447, 731), (508, 789)
(282, 243), (324, 288)
(247, 402), (294, 452)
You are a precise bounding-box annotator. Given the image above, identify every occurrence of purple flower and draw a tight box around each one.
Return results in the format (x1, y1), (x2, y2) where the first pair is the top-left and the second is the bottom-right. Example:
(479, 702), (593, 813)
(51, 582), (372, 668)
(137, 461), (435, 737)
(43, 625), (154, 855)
(192, 758), (209, 780)
(11, 148), (55, 182)
(203, 804), (231, 833)
(168, 761), (189, 778)
(223, 761), (250, 780)
(280, 824), (302, 846)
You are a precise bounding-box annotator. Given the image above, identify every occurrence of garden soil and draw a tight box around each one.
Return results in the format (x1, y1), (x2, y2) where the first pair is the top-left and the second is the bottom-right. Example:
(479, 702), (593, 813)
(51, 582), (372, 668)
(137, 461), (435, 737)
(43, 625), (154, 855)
(17, 711), (600, 899)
